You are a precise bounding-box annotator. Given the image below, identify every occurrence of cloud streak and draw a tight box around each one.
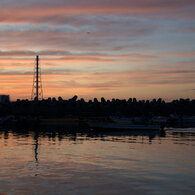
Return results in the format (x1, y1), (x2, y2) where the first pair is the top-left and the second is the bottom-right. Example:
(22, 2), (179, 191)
(0, 0), (194, 25)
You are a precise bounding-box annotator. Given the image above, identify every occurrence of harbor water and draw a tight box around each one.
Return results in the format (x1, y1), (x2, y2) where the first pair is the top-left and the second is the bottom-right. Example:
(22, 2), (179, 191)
(0, 128), (195, 194)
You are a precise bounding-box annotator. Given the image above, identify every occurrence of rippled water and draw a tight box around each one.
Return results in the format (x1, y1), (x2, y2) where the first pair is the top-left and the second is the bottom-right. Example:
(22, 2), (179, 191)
(0, 128), (195, 194)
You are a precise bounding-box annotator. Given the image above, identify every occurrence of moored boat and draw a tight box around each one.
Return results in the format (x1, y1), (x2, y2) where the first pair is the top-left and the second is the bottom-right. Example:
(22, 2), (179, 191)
(87, 121), (162, 131)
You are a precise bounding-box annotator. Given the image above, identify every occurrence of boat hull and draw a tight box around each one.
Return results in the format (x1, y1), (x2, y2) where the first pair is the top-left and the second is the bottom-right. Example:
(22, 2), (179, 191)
(88, 122), (161, 131)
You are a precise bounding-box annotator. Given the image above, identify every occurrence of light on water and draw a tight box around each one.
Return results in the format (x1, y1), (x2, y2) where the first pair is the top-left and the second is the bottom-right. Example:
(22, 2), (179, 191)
(0, 129), (195, 194)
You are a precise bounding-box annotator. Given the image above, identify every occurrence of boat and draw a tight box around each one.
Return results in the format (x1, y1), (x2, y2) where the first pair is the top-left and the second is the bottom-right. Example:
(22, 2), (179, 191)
(110, 116), (151, 125)
(109, 116), (133, 124)
(40, 118), (84, 125)
(87, 121), (162, 131)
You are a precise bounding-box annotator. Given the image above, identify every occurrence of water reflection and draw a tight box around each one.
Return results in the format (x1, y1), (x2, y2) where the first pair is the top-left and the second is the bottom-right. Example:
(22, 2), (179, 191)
(0, 128), (195, 194)
(34, 131), (39, 164)
(0, 129), (166, 143)
(1, 128), (194, 165)
(1, 127), (195, 146)
(0, 128), (166, 168)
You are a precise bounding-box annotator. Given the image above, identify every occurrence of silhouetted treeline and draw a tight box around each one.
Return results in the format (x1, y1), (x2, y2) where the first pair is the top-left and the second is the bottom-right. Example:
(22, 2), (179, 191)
(0, 96), (195, 117)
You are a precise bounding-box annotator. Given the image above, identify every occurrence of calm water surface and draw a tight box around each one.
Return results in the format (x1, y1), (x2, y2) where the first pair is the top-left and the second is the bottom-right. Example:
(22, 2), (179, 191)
(0, 128), (195, 194)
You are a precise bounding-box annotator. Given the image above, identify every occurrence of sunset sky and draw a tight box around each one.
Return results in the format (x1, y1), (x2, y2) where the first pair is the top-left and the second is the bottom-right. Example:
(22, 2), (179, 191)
(0, 0), (195, 101)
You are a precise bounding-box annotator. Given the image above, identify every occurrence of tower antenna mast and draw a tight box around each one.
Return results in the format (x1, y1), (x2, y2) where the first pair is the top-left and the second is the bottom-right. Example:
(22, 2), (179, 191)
(31, 55), (43, 100)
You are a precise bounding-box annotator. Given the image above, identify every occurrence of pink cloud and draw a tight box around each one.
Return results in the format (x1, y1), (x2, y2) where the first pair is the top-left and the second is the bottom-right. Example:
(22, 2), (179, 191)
(0, 0), (194, 24)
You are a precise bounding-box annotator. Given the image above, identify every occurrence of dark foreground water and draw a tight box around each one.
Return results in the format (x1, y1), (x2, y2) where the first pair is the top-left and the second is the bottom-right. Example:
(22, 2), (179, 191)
(0, 128), (195, 195)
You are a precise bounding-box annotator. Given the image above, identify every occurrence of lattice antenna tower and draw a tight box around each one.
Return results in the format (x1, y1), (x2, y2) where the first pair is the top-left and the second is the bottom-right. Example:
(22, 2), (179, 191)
(31, 56), (43, 100)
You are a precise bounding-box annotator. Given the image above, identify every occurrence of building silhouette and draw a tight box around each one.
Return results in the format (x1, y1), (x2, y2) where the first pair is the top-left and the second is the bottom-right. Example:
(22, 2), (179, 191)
(0, 95), (10, 104)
